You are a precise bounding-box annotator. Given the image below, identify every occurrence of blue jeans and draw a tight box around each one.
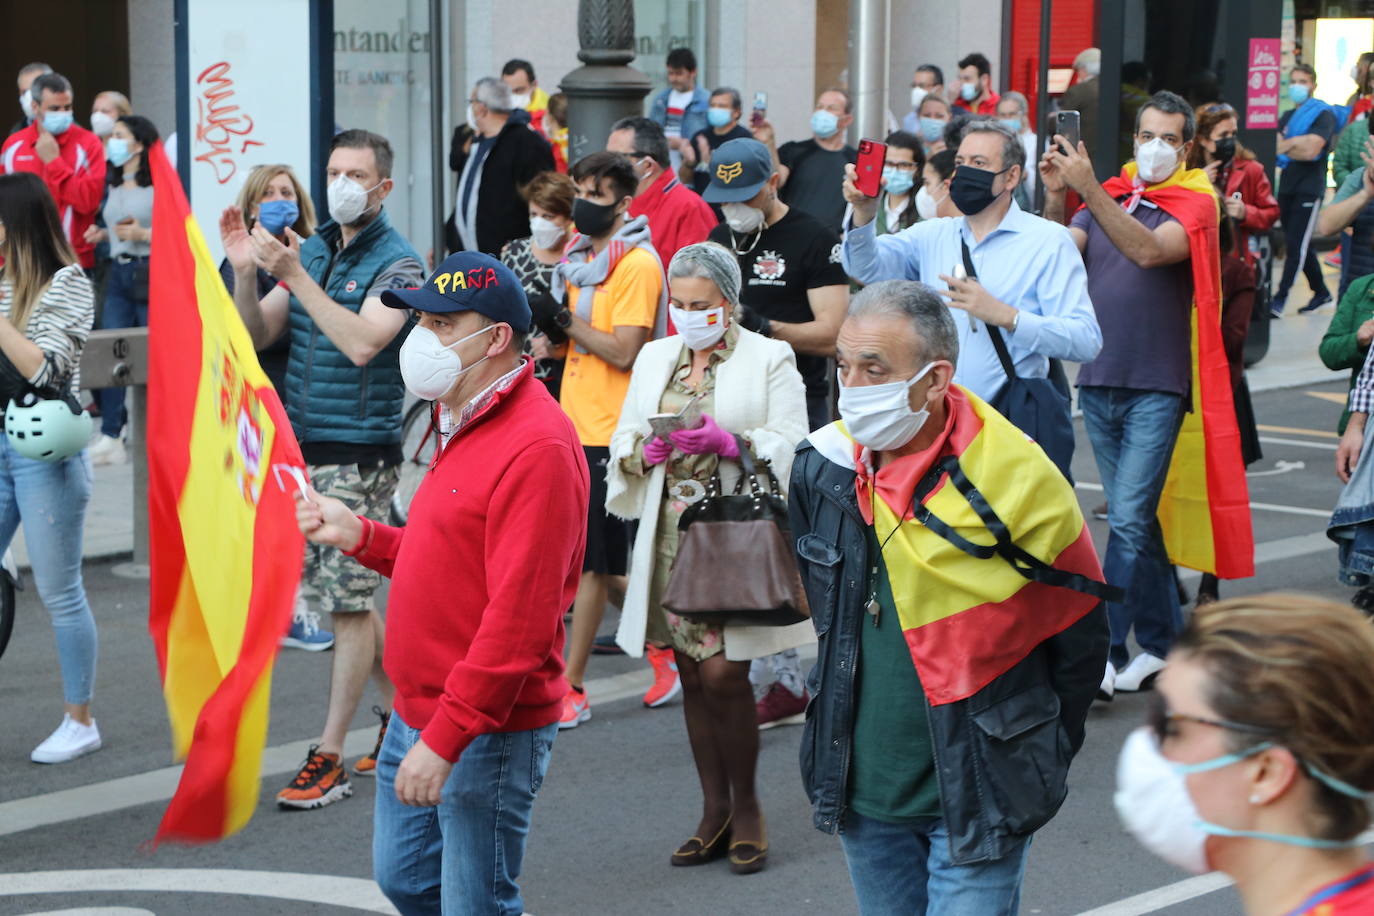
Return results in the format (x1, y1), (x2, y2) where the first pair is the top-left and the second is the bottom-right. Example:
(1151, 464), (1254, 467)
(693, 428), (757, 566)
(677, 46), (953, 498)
(0, 436), (96, 704)
(1078, 386), (1187, 669)
(839, 812), (1031, 915)
(96, 260), (148, 438)
(373, 712), (557, 916)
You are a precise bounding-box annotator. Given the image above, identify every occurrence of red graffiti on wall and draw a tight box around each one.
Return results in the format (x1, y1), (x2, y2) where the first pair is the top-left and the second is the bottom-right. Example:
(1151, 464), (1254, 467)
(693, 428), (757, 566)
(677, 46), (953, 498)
(194, 62), (265, 185)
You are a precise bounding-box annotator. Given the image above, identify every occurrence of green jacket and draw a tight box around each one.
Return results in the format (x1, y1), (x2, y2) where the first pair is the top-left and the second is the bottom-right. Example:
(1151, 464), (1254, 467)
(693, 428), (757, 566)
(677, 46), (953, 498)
(1320, 271), (1374, 433)
(1334, 118), (1371, 190)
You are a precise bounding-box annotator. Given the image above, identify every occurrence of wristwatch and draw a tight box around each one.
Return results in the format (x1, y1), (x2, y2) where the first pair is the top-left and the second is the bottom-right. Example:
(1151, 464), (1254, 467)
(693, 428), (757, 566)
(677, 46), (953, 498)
(1009, 310), (1021, 333)
(553, 308), (572, 329)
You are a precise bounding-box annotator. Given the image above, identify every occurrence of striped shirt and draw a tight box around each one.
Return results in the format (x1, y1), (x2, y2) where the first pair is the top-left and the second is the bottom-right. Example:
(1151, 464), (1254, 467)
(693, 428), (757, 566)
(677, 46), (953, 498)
(0, 265), (95, 396)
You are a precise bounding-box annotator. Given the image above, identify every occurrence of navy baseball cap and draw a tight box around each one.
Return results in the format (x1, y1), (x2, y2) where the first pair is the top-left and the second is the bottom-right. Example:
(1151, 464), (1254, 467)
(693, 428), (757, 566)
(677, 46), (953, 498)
(703, 138), (774, 204)
(380, 251), (532, 333)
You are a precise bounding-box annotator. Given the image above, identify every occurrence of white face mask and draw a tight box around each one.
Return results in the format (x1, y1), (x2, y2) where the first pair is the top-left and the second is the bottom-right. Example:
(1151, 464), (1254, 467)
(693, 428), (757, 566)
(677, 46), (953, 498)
(1134, 137), (1181, 185)
(910, 86), (928, 111)
(722, 201), (766, 234)
(509, 91), (531, 110)
(529, 215), (566, 251)
(399, 323), (497, 401)
(467, 103), (481, 130)
(915, 185), (943, 220)
(837, 362), (935, 451)
(669, 304), (728, 351)
(327, 174), (381, 226)
(18, 89), (32, 121)
(90, 111), (116, 139)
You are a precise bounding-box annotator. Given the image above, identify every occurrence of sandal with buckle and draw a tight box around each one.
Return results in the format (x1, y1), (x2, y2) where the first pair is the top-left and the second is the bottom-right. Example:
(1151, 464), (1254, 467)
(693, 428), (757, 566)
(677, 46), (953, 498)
(729, 825), (769, 875)
(670, 817), (732, 867)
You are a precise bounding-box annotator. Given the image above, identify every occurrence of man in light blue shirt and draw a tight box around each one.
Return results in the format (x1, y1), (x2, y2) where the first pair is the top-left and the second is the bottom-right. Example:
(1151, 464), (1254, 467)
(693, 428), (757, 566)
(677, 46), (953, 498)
(841, 119), (1101, 403)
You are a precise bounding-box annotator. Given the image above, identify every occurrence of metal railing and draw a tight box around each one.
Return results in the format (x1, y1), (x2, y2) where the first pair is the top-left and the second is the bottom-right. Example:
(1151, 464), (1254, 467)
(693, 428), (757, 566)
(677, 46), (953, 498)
(78, 327), (149, 568)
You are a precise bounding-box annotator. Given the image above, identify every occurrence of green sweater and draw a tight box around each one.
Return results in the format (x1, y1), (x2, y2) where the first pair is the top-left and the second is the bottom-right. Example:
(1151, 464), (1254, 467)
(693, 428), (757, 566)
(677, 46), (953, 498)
(1320, 272), (1374, 433)
(1334, 118), (1371, 190)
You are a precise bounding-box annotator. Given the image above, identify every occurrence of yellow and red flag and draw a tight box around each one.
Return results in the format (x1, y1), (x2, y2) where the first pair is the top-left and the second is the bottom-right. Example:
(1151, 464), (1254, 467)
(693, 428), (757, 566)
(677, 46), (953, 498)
(1101, 164), (1255, 579)
(146, 142), (305, 842)
(811, 387), (1104, 705)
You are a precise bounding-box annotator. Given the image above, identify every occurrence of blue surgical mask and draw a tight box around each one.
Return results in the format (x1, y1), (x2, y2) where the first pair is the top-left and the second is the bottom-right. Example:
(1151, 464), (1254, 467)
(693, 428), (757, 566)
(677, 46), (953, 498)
(882, 166), (914, 195)
(706, 107), (733, 129)
(919, 116), (946, 143)
(960, 82), (979, 102)
(106, 137), (132, 168)
(999, 117), (1022, 133)
(42, 110), (73, 135)
(811, 109), (840, 139)
(256, 199), (300, 237)
(1289, 83), (1311, 104)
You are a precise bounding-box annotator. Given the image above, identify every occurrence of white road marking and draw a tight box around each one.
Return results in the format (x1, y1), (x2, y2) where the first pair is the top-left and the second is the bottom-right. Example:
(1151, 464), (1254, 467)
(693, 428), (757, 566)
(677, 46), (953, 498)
(1259, 435), (1336, 451)
(1245, 459), (1304, 477)
(1074, 482), (1331, 519)
(0, 869), (397, 914)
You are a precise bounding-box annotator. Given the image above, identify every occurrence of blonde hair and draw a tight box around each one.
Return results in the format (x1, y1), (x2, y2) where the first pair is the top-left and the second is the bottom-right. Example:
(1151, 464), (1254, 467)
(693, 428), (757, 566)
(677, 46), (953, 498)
(234, 164), (316, 238)
(1175, 593), (1374, 841)
(94, 90), (132, 117)
(0, 172), (77, 332)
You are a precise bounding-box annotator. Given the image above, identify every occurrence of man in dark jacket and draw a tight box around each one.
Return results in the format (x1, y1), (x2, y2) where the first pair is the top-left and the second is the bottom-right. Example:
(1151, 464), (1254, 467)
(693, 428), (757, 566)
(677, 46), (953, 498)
(447, 76), (555, 256)
(789, 279), (1107, 913)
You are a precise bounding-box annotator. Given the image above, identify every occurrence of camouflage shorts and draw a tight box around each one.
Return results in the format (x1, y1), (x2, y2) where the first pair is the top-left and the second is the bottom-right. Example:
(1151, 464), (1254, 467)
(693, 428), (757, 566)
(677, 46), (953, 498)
(303, 462), (399, 614)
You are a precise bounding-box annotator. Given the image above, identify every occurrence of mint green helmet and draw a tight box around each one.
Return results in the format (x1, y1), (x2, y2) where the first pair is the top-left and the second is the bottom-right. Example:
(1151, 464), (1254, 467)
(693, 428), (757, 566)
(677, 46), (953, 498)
(5, 396), (93, 462)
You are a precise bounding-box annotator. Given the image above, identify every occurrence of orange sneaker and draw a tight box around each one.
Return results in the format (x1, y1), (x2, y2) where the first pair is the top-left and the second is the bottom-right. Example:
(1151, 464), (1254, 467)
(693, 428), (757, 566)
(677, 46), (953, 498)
(558, 688), (590, 729)
(643, 644), (681, 708)
(352, 706), (390, 777)
(276, 745), (353, 810)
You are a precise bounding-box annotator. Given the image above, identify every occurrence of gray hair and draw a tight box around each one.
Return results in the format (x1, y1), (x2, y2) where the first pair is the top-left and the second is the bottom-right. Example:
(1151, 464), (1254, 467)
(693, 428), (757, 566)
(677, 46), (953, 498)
(1136, 89), (1196, 142)
(668, 242), (742, 307)
(610, 116), (670, 169)
(709, 86), (742, 111)
(1074, 48), (1102, 77)
(959, 117), (1025, 173)
(30, 72), (72, 102)
(849, 280), (959, 368)
(474, 76), (513, 114)
(999, 91), (1029, 116)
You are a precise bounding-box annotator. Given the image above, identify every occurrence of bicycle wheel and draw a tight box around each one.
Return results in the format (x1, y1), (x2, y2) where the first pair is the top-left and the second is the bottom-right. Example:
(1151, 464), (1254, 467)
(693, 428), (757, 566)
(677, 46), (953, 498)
(391, 400), (438, 526)
(0, 572), (14, 661)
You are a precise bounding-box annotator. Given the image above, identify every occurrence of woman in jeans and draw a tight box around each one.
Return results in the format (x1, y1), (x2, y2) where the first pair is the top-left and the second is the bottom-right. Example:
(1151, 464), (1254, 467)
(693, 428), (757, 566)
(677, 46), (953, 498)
(86, 114), (158, 466)
(607, 243), (813, 874)
(1117, 594), (1374, 912)
(0, 172), (100, 763)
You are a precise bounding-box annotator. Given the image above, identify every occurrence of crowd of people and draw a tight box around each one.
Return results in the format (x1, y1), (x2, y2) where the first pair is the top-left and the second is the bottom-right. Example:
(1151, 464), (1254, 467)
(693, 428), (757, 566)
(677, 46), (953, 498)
(4, 42), (1374, 916)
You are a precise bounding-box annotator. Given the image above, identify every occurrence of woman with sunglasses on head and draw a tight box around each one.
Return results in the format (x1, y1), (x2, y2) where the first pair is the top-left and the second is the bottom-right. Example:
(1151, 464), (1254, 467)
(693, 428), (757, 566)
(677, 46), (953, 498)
(1187, 102), (1279, 268)
(1116, 593), (1374, 914)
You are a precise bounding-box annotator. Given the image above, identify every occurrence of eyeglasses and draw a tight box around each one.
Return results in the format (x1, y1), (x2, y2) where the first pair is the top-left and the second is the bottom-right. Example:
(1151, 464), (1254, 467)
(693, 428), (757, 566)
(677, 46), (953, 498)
(1147, 692), (1277, 745)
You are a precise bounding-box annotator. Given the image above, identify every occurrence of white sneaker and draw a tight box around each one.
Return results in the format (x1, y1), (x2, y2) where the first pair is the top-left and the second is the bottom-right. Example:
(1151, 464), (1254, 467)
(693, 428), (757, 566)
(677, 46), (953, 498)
(1097, 661), (1116, 702)
(87, 434), (126, 466)
(31, 714), (102, 764)
(1114, 653), (1166, 693)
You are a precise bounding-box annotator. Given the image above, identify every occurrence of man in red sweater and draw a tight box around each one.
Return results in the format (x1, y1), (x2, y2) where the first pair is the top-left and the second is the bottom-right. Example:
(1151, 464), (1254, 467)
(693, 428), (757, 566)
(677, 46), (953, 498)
(296, 251), (588, 915)
(609, 116), (718, 269)
(1, 72), (106, 269)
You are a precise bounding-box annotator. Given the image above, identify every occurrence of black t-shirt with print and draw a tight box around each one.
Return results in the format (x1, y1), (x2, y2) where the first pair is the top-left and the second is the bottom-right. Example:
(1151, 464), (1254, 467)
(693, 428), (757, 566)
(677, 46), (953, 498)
(708, 207), (847, 396)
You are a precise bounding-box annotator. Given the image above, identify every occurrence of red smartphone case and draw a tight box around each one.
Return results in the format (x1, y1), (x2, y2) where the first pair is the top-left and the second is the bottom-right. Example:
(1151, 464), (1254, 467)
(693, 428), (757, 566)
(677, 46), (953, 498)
(855, 139), (886, 198)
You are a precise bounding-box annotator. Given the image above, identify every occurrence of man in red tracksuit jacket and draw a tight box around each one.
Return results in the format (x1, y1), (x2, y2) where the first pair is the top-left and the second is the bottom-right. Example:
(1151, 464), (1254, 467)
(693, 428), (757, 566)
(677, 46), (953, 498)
(297, 251), (588, 916)
(1, 72), (106, 269)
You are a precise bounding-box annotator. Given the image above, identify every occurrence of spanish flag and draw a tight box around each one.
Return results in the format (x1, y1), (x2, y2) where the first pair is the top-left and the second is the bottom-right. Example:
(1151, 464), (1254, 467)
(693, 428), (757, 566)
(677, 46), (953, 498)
(811, 386), (1105, 704)
(1100, 165), (1255, 579)
(146, 142), (306, 842)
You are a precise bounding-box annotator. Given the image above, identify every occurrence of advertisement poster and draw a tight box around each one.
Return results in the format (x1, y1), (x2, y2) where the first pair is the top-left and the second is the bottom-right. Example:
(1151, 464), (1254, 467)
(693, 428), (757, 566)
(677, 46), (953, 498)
(1246, 38), (1281, 130)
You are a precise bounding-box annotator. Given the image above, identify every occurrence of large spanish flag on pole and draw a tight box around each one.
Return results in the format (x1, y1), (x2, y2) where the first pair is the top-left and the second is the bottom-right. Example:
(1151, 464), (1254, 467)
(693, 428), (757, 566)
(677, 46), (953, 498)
(1100, 164), (1256, 580)
(146, 142), (306, 842)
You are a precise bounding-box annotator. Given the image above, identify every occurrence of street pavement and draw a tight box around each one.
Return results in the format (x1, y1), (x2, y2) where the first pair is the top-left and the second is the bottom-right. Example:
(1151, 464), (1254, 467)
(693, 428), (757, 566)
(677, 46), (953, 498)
(0, 331), (1366, 914)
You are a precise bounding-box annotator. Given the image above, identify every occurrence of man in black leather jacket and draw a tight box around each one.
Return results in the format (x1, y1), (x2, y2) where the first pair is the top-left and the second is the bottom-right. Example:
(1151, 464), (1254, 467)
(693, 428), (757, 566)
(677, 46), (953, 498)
(789, 279), (1108, 913)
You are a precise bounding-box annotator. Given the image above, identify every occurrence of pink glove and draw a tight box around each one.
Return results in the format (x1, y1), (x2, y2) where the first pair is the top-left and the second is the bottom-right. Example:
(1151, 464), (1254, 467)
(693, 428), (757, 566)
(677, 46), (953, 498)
(669, 414), (739, 457)
(643, 436), (673, 465)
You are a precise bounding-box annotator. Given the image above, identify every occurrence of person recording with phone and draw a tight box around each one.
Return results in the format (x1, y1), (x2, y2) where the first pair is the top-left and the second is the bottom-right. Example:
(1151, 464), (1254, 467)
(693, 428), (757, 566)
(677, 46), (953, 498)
(842, 131), (924, 237)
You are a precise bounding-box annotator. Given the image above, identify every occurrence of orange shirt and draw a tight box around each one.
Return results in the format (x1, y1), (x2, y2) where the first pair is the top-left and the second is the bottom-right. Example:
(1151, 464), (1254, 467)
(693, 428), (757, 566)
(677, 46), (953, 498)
(560, 247), (663, 446)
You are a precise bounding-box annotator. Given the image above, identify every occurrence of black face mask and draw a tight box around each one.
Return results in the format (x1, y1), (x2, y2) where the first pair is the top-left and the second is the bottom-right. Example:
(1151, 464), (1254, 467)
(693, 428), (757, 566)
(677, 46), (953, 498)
(1214, 137), (1237, 164)
(572, 197), (621, 237)
(948, 164), (1012, 216)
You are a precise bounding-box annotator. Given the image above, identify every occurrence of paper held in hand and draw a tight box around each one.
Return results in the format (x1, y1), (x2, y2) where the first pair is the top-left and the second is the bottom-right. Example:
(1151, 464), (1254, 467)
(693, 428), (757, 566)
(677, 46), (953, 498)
(647, 397), (704, 440)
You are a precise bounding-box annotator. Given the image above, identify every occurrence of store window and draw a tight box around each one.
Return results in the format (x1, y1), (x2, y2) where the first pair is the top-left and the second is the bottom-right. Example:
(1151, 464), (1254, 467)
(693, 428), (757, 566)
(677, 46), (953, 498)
(634, 0), (707, 93)
(333, 0), (436, 255)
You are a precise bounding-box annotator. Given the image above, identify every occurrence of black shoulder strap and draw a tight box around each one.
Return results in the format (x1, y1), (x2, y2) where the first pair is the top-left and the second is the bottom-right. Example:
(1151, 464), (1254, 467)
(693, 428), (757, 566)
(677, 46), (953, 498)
(911, 455), (1122, 602)
(959, 237), (1018, 382)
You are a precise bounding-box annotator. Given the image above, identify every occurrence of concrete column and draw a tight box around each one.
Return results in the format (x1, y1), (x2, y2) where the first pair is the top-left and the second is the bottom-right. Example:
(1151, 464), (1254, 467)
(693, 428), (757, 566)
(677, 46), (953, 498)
(559, 0), (653, 165)
(847, 0), (889, 143)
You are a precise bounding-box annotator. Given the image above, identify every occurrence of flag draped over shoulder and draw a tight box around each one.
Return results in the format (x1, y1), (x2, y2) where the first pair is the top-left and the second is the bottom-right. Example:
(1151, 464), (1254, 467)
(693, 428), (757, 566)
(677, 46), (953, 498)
(811, 387), (1104, 705)
(146, 142), (306, 842)
(1101, 164), (1255, 579)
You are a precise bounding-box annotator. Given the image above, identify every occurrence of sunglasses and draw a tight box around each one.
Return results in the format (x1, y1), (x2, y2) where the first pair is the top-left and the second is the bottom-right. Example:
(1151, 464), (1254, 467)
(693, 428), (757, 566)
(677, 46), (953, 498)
(1203, 103), (1237, 115)
(1146, 692), (1276, 745)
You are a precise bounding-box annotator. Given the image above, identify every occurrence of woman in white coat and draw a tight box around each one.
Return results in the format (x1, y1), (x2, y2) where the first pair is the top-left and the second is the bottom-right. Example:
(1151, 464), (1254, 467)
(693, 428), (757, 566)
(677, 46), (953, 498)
(607, 243), (812, 875)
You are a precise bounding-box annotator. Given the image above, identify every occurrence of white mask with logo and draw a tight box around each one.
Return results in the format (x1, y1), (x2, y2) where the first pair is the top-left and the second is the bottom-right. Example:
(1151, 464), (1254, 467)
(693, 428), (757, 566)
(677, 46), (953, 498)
(669, 304), (728, 351)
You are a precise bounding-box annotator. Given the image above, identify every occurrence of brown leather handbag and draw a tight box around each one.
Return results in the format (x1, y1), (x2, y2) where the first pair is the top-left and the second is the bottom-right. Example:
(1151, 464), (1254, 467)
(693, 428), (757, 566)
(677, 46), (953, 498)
(661, 443), (810, 626)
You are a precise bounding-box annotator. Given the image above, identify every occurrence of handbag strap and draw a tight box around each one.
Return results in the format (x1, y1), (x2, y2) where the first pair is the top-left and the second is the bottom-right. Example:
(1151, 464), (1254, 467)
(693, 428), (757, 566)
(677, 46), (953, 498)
(730, 435), (781, 498)
(911, 454), (1122, 602)
(960, 237), (1018, 383)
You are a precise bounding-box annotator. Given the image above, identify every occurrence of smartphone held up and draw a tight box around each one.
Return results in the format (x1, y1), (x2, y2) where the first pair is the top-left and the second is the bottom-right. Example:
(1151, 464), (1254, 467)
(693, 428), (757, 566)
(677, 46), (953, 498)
(855, 139), (887, 198)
